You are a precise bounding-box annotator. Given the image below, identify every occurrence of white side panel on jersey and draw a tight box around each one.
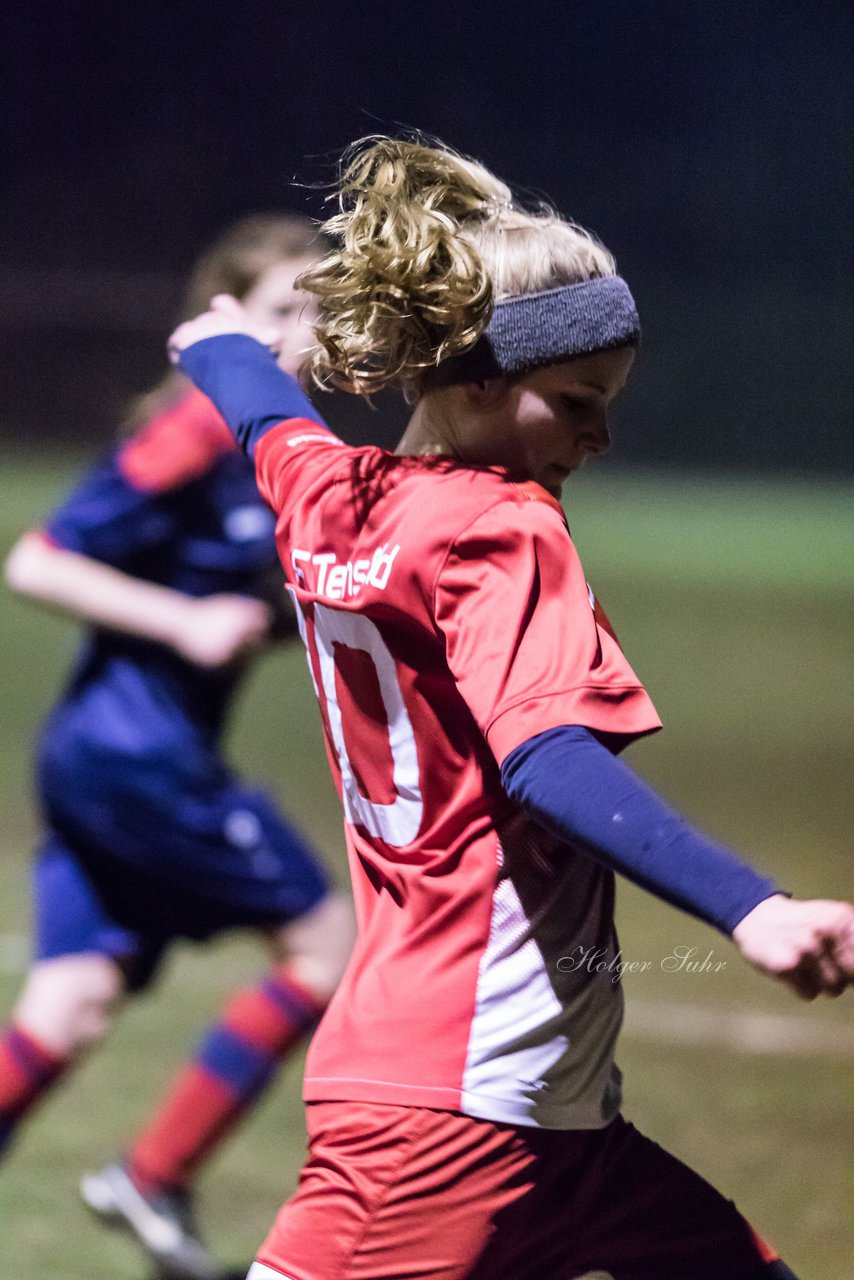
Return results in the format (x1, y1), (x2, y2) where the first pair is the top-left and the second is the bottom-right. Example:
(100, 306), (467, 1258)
(461, 867), (569, 1124)
(246, 1265), (297, 1280)
(311, 603), (423, 847)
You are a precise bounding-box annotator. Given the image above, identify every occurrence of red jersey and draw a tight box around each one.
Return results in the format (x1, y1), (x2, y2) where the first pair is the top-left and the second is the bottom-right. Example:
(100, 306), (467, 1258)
(254, 418), (661, 1129)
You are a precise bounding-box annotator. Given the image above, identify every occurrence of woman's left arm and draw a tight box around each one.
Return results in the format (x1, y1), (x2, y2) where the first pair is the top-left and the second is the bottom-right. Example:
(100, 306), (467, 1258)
(502, 725), (854, 999)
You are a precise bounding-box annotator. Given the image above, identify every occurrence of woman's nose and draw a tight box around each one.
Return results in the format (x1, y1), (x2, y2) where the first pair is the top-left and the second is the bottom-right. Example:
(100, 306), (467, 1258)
(581, 413), (611, 455)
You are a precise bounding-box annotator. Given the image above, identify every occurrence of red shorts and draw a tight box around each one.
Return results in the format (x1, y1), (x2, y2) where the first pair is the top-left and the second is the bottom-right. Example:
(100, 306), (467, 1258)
(249, 1102), (782, 1280)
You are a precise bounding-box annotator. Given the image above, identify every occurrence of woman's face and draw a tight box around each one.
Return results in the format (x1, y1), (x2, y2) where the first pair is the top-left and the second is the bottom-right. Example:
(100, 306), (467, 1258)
(240, 257), (318, 377)
(459, 346), (635, 498)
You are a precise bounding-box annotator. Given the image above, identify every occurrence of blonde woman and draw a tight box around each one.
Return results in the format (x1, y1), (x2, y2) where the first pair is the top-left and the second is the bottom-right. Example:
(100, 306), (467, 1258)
(170, 139), (852, 1280)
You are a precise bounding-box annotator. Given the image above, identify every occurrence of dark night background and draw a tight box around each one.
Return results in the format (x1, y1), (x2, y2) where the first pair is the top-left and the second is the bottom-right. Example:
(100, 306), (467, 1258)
(0, 0), (851, 472)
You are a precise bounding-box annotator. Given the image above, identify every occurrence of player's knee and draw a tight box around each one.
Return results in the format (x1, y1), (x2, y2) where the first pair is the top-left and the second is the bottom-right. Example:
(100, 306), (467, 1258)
(14, 953), (125, 1056)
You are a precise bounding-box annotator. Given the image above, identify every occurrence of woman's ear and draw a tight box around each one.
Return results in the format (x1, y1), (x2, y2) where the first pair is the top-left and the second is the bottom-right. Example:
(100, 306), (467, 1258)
(461, 375), (510, 410)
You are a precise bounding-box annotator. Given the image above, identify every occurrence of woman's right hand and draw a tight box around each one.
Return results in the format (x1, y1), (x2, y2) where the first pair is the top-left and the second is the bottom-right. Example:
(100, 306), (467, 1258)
(168, 293), (283, 364)
(171, 593), (274, 668)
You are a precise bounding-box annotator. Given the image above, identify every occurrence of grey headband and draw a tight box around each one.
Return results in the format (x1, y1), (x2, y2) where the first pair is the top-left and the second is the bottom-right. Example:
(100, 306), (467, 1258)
(431, 275), (640, 384)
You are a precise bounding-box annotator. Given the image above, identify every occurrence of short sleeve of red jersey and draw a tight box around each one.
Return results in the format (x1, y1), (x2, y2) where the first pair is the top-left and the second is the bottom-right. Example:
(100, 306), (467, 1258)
(117, 387), (235, 493)
(41, 389), (234, 565)
(434, 493), (661, 765)
(252, 417), (346, 514)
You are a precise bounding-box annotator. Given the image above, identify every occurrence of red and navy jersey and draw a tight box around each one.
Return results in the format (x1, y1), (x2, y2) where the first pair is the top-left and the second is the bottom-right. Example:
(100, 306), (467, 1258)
(38, 387), (281, 766)
(249, 416), (661, 1130)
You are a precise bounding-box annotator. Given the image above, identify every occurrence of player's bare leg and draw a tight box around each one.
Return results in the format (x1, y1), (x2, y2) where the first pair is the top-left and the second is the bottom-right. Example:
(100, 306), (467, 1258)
(0, 953), (124, 1155)
(12, 952), (125, 1055)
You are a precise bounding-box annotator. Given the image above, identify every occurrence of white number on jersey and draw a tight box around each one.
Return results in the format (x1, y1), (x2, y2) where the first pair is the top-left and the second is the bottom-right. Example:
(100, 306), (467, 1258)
(291, 596), (423, 847)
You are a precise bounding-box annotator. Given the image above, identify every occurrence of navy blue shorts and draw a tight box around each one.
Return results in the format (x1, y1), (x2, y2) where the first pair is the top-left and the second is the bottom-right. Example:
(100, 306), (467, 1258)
(33, 770), (330, 990)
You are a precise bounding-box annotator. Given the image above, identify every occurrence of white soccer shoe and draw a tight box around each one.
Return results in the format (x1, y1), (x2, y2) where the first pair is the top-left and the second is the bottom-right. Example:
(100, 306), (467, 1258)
(80, 1161), (223, 1279)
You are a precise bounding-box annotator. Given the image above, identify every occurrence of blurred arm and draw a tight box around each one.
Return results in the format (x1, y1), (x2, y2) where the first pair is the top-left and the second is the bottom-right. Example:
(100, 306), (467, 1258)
(5, 531), (193, 640)
(4, 531), (271, 667)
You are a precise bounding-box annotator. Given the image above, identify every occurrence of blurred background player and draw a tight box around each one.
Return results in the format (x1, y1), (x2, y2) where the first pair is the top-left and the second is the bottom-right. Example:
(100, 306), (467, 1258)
(0, 214), (355, 1280)
(170, 137), (852, 1280)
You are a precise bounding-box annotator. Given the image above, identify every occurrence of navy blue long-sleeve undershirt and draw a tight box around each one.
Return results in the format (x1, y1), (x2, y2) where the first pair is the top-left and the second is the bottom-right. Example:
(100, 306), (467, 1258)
(501, 726), (780, 935)
(178, 333), (781, 937)
(178, 334), (325, 456)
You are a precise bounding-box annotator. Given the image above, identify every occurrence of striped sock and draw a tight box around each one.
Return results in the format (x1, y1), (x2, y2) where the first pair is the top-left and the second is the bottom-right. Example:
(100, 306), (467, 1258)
(0, 1025), (67, 1155)
(128, 965), (325, 1191)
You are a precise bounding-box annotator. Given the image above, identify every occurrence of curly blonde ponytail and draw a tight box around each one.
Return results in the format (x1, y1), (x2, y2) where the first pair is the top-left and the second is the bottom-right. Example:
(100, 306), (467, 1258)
(300, 136), (616, 397)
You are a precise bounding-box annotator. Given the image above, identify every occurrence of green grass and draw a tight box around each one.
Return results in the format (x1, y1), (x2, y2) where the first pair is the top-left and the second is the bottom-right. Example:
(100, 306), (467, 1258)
(0, 452), (851, 1278)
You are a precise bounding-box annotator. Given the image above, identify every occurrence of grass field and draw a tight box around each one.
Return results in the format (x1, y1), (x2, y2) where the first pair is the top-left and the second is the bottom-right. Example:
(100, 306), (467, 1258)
(0, 451), (851, 1279)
